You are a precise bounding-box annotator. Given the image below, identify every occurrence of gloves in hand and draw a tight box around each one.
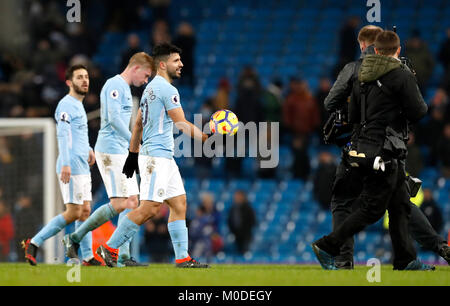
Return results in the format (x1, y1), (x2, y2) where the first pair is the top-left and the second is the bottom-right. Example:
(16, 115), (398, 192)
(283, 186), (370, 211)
(122, 151), (139, 178)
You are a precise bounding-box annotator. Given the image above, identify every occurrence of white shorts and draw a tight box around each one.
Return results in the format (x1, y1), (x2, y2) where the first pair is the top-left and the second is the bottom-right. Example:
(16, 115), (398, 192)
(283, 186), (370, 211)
(58, 174), (92, 205)
(139, 156), (186, 203)
(95, 151), (139, 198)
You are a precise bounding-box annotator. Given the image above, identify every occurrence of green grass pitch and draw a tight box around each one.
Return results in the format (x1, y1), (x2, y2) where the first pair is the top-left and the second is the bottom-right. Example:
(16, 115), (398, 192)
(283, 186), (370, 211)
(0, 263), (449, 286)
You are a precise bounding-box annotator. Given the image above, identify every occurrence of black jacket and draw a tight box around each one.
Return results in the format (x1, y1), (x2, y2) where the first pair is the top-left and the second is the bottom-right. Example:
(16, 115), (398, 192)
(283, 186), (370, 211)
(324, 45), (376, 113)
(349, 54), (428, 156)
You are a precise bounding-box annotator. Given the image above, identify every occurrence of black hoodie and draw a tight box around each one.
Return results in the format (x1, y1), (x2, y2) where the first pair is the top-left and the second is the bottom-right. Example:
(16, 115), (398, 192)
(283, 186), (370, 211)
(349, 54), (428, 157)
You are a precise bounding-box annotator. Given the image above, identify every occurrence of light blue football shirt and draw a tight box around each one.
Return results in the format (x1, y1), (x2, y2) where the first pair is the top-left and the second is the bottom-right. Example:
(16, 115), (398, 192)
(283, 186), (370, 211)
(95, 74), (133, 154)
(55, 94), (91, 175)
(140, 75), (182, 158)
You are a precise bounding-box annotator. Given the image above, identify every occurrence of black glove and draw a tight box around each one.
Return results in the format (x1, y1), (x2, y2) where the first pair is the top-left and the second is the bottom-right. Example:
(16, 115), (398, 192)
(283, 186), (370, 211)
(122, 151), (139, 178)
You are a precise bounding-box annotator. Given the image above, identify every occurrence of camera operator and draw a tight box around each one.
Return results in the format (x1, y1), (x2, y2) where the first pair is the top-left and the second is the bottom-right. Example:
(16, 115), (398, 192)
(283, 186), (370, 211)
(312, 30), (435, 271)
(323, 27), (450, 269)
(323, 25), (382, 269)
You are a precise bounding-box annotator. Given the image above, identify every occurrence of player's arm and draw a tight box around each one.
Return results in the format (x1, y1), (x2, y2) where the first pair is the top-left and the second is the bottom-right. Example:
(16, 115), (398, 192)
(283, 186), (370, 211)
(129, 108), (143, 153)
(107, 88), (132, 142)
(168, 107), (208, 142)
(88, 148), (95, 166)
(56, 111), (71, 183)
(123, 109), (143, 178)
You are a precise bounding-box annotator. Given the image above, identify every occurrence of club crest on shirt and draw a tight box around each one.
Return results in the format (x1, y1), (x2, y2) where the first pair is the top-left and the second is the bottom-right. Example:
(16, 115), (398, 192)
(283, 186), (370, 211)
(110, 89), (119, 99)
(171, 94), (180, 105)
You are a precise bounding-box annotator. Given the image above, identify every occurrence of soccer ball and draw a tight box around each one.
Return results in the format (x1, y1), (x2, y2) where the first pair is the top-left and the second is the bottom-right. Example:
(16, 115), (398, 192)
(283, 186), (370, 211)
(209, 109), (239, 136)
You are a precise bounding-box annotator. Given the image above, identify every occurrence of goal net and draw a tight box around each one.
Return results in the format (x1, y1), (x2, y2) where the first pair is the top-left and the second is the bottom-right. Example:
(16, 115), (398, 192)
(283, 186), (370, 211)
(0, 118), (63, 264)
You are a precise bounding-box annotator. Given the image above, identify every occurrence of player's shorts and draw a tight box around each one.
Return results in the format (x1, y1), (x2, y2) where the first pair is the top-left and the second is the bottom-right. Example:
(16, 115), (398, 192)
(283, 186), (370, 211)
(95, 151), (139, 198)
(58, 174), (92, 205)
(139, 156), (186, 203)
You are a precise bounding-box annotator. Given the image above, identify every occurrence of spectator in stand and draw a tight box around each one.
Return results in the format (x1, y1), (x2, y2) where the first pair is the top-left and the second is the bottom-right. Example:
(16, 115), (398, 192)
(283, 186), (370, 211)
(0, 199), (14, 261)
(211, 78), (231, 112)
(189, 193), (223, 260)
(404, 29), (435, 95)
(228, 67), (263, 177)
(66, 22), (96, 58)
(261, 78), (283, 124)
(315, 77), (332, 138)
(234, 66), (263, 124)
(282, 78), (320, 139)
(437, 123), (450, 177)
(173, 22), (196, 87)
(313, 151), (337, 210)
(143, 204), (171, 263)
(150, 19), (171, 48)
(416, 89), (448, 165)
(429, 88), (450, 122)
(333, 16), (360, 78)
(420, 188), (444, 234)
(148, 0), (171, 24)
(227, 190), (256, 255)
(120, 33), (142, 71)
(14, 195), (40, 262)
(291, 135), (311, 180)
(195, 99), (214, 180)
(438, 28), (450, 94)
(406, 131), (424, 178)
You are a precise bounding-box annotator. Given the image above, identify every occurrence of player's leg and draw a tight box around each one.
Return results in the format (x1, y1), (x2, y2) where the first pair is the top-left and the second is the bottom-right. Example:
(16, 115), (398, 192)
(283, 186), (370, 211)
(65, 153), (131, 250)
(23, 175), (85, 265)
(75, 200), (102, 266)
(117, 172), (141, 265)
(117, 194), (148, 266)
(164, 159), (209, 268)
(98, 199), (161, 267)
(164, 195), (208, 268)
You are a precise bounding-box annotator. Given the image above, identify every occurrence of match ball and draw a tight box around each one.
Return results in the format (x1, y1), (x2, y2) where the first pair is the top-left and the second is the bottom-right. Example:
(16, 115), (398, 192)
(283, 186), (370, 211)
(209, 109), (239, 136)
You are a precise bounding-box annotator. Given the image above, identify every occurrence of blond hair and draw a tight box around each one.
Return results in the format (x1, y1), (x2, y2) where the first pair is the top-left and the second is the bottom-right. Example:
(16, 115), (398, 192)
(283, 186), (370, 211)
(127, 52), (155, 70)
(358, 25), (383, 45)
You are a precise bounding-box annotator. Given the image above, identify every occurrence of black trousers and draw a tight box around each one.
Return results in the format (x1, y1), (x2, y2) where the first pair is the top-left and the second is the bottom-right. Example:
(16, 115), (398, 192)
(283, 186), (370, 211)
(323, 159), (416, 269)
(330, 161), (362, 263)
(330, 159), (447, 263)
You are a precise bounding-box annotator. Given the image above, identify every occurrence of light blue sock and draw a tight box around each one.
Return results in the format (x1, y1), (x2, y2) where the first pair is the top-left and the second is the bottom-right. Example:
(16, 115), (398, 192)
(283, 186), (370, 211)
(70, 203), (117, 243)
(75, 221), (93, 261)
(118, 208), (133, 261)
(107, 215), (139, 249)
(168, 220), (189, 260)
(31, 214), (67, 247)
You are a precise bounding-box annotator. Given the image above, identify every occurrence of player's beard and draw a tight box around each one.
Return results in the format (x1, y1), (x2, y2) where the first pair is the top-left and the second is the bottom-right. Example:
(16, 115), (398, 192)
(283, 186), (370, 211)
(168, 67), (181, 80)
(73, 83), (89, 96)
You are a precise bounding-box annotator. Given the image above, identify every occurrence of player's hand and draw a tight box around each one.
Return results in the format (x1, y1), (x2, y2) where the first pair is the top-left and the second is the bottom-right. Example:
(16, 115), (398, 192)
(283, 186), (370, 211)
(122, 151), (139, 178)
(88, 150), (96, 166)
(60, 166), (71, 184)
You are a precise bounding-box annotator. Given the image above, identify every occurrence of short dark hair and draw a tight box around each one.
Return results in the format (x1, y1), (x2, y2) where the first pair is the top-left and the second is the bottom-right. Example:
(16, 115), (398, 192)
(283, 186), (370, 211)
(65, 64), (88, 81)
(375, 30), (401, 56)
(152, 43), (182, 63)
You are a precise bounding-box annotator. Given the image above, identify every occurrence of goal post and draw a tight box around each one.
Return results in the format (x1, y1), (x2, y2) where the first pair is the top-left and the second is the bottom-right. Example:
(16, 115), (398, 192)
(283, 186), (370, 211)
(0, 118), (63, 264)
